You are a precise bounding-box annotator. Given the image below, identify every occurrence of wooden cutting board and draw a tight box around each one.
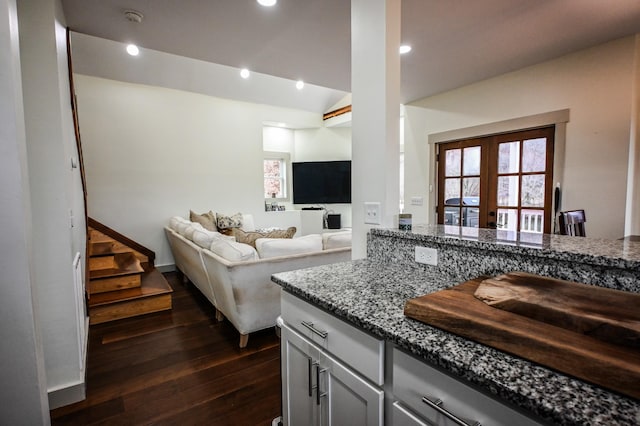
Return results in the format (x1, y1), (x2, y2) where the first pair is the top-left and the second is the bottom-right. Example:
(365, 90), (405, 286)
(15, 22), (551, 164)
(404, 273), (640, 400)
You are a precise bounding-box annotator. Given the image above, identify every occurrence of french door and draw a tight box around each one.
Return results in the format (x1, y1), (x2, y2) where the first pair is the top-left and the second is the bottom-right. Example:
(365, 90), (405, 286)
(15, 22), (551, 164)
(437, 127), (555, 234)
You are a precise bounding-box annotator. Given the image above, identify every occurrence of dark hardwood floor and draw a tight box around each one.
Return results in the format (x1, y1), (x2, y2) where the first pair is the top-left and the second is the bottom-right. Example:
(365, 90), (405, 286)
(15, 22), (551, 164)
(50, 271), (282, 425)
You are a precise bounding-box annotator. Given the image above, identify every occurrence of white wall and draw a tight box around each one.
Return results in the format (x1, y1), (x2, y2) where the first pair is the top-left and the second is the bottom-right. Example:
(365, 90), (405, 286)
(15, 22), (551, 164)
(404, 36), (637, 239)
(19, 0), (87, 408)
(75, 75), (327, 267)
(0, 0), (50, 422)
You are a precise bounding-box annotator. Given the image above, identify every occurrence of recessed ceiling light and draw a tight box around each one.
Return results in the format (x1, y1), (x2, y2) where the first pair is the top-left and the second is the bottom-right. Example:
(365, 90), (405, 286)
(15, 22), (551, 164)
(126, 44), (140, 56)
(257, 0), (277, 6)
(399, 45), (412, 54)
(296, 80), (304, 90)
(240, 68), (250, 79)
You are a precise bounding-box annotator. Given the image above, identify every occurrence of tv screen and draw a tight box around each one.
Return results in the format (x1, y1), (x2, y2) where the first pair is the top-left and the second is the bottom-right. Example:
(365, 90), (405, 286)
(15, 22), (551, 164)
(292, 161), (351, 204)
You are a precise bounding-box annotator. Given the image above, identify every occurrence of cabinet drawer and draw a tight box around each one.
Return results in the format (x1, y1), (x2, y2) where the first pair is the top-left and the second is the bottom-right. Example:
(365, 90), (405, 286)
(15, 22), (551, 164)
(281, 291), (384, 386)
(392, 348), (543, 426)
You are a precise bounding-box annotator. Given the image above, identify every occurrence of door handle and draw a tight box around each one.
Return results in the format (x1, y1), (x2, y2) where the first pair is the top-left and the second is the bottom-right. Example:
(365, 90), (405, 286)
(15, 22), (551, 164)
(301, 321), (328, 339)
(307, 357), (313, 397)
(316, 364), (327, 406)
(422, 396), (481, 426)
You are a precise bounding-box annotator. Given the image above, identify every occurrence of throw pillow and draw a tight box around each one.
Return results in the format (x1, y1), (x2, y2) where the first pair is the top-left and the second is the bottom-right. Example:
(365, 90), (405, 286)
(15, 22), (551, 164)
(216, 212), (243, 235)
(190, 210), (217, 231)
(232, 226), (297, 248)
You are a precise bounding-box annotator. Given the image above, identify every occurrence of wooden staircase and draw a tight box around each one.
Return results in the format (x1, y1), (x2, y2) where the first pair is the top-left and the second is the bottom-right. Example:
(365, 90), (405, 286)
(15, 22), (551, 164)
(88, 218), (172, 325)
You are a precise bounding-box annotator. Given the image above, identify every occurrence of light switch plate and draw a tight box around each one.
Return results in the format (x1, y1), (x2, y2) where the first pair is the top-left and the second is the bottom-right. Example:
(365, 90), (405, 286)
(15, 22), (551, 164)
(364, 202), (381, 225)
(410, 196), (423, 206)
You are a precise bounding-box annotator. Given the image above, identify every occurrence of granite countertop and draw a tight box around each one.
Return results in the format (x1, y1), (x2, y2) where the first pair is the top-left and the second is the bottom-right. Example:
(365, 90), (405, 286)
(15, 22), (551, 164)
(372, 225), (640, 270)
(272, 259), (640, 426)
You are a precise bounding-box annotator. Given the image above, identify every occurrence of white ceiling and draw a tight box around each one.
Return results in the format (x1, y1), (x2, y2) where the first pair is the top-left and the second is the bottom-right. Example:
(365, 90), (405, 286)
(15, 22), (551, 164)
(61, 0), (640, 112)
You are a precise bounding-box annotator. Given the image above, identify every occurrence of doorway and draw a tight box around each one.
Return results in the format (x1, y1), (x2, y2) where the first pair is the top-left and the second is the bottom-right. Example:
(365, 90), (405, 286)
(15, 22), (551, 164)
(437, 127), (555, 233)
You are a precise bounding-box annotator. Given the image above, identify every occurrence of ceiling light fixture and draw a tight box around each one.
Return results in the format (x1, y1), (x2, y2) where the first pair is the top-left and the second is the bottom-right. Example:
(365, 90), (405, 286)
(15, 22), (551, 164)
(124, 10), (144, 23)
(257, 0), (277, 6)
(240, 68), (250, 79)
(399, 45), (412, 54)
(296, 80), (304, 90)
(126, 44), (140, 56)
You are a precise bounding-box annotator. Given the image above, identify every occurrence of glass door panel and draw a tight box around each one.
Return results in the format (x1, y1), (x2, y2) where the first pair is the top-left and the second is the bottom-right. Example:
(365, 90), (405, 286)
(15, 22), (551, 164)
(498, 142), (520, 174)
(521, 175), (545, 207)
(497, 208), (518, 231)
(497, 176), (519, 207)
(522, 138), (547, 172)
(438, 141), (486, 229)
(445, 149), (461, 176)
(463, 146), (481, 175)
(521, 209), (544, 233)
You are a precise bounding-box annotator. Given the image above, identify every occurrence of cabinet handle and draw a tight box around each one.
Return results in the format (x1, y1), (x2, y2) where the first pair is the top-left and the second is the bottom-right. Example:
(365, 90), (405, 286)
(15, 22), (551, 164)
(316, 365), (327, 406)
(421, 396), (481, 426)
(301, 321), (328, 339)
(307, 357), (313, 397)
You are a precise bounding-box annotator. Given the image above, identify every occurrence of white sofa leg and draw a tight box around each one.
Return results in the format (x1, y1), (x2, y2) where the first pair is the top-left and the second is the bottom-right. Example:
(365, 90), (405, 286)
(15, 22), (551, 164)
(239, 334), (249, 348)
(215, 309), (224, 322)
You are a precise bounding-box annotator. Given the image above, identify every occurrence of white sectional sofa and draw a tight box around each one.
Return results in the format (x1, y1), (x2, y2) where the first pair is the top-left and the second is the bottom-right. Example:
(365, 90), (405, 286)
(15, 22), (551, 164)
(165, 214), (351, 347)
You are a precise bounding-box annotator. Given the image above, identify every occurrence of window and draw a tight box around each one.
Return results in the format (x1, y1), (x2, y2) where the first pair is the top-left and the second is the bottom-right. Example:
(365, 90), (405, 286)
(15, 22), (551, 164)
(264, 151), (290, 200)
(437, 127), (555, 233)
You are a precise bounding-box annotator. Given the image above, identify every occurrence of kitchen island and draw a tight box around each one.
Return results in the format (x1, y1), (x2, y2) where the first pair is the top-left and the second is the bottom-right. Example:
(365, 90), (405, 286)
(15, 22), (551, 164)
(272, 225), (640, 426)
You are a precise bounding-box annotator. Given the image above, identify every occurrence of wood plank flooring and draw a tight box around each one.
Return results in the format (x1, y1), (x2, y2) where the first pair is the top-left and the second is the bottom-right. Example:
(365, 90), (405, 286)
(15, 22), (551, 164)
(50, 271), (282, 425)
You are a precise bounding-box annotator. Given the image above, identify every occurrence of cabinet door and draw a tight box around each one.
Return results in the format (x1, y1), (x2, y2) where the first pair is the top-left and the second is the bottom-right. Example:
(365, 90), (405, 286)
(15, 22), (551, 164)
(281, 323), (319, 426)
(319, 351), (384, 426)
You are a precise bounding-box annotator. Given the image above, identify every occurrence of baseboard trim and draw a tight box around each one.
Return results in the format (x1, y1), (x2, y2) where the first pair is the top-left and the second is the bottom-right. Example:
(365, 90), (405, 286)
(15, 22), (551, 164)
(156, 263), (176, 273)
(48, 380), (86, 410)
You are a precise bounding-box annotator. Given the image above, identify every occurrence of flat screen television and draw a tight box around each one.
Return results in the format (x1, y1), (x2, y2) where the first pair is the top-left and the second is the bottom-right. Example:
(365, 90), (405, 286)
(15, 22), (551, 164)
(292, 160), (351, 204)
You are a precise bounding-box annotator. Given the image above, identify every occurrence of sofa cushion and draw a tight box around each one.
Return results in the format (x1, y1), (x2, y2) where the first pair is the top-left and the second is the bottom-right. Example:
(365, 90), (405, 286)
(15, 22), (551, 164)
(190, 210), (217, 231)
(232, 227), (297, 248)
(169, 216), (187, 230)
(176, 221), (193, 237)
(255, 234), (323, 259)
(209, 239), (258, 262)
(322, 230), (352, 250)
(216, 212), (244, 235)
(241, 214), (256, 232)
(192, 228), (227, 248)
(184, 222), (204, 240)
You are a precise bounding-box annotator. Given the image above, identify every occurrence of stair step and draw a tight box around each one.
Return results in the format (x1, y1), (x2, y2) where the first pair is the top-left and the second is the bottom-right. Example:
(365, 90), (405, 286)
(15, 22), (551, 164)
(89, 273), (141, 294)
(89, 255), (116, 271)
(89, 228), (150, 268)
(89, 240), (132, 257)
(89, 269), (173, 325)
(89, 252), (144, 278)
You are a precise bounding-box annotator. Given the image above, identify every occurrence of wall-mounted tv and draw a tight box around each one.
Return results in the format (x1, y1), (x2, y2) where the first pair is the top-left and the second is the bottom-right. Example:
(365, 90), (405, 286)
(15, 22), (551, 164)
(292, 160), (351, 204)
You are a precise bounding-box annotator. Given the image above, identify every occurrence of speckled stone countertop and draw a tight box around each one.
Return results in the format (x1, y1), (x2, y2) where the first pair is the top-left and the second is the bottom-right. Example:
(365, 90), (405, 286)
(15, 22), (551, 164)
(372, 225), (640, 270)
(272, 228), (640, 426)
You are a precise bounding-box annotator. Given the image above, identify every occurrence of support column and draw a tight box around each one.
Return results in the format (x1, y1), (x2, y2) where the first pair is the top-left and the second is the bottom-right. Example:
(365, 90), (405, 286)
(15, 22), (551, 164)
(624, 34), (640, 237)
(351, 0), (401, 258)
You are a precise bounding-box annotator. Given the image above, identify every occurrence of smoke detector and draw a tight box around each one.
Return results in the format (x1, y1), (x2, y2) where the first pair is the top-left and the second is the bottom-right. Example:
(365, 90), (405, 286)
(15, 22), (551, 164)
(124, 10), (144, 23)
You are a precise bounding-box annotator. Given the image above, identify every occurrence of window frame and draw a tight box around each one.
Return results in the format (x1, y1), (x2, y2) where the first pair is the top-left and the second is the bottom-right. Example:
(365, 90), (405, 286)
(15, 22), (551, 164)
(263, 151), (291, 202)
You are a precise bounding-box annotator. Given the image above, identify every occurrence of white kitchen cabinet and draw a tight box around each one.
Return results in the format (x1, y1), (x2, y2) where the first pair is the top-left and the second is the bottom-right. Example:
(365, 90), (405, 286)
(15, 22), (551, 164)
(279, 292), (384, 426)
(280, 322), (383, 426)
(392, 348), (543, 426)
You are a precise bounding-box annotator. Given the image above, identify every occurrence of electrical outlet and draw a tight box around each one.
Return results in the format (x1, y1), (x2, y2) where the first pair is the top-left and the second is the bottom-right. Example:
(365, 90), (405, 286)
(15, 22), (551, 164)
(364, 202), (381, 225)
(415, 246), (438, 265)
